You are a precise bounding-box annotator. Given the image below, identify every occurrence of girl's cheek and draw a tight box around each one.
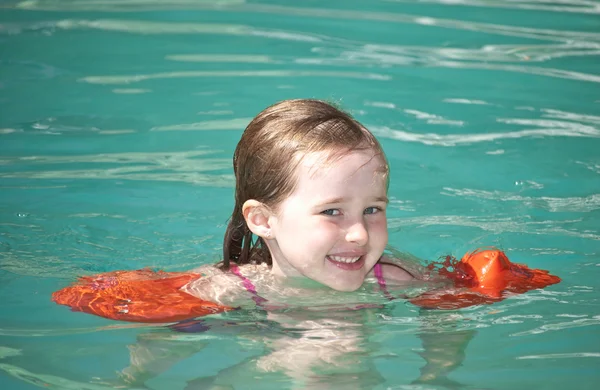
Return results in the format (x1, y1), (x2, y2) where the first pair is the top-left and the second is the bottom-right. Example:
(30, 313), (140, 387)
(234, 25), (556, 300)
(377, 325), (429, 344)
(312, 220), (340, 240)
(319, 221), (339, 235)
(368, 213), (387, 228)
(371, 218), (389, 244)
(314, 218), (339, 230)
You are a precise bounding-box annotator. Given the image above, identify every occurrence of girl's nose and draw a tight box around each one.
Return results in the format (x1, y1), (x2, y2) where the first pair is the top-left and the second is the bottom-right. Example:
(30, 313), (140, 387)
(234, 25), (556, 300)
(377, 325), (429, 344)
(345, 220), (369, 246)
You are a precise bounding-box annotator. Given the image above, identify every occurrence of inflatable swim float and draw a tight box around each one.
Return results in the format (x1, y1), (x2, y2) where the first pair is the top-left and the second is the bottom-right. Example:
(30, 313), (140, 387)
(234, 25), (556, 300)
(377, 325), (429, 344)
(409, 248), (561, 309)
(52, 249), (561, 322)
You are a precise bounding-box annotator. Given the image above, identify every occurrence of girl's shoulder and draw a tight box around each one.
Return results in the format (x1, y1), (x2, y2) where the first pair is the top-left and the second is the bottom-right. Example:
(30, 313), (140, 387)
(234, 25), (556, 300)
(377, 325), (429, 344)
(182, 263), (270, 306)
(188, 262), (266, 279)
(369, 254), (428, 284)
(376, 260), (415, 282)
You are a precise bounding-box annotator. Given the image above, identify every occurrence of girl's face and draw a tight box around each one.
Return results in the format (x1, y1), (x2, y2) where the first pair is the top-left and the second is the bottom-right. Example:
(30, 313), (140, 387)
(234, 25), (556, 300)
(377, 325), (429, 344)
(266, 150), (389, 292)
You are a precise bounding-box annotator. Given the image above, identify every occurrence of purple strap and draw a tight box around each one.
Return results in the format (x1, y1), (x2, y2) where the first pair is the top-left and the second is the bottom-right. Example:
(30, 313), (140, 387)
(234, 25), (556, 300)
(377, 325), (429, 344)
(374, 263), (394, 300)
(230, 264), (268, 305)
(374, 263), (385, 287)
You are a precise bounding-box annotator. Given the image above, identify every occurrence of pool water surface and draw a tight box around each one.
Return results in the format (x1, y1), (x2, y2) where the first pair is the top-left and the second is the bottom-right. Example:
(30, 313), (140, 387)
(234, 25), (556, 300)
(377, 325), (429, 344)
(0, 0), (599, 389)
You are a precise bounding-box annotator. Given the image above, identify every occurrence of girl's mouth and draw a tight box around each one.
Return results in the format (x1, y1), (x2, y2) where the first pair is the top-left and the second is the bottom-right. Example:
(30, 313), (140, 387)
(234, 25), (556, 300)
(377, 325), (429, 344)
(326, 255), (365, 271)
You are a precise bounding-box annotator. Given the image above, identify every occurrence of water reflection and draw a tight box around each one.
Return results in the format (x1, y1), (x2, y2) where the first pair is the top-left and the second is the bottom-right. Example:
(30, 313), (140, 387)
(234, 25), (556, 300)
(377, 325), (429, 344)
(166, 54), (274, 63)
(388, 215), (600, 240)
(15, 0), (245, 11)
(511, 314), (600, 336)
(13, 0), (600, 15)
(370, 115), (600, 146)
(441, 188), (600, 213)
(80, 70), (391, 85)
(151, 118), (254, 132)
(385, 0), (600, 15)
(1, 1), (597, 388)
(4, 9), (598, 86)
(240, 4), (600, 43)
(0, 150), (234, 186)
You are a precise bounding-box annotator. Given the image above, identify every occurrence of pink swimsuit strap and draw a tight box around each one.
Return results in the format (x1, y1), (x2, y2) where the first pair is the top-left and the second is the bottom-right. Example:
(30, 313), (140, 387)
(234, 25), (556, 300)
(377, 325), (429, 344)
(373, 263), (386, 287)
(374, 262), (394, 300)
(229, 264), (268, 305)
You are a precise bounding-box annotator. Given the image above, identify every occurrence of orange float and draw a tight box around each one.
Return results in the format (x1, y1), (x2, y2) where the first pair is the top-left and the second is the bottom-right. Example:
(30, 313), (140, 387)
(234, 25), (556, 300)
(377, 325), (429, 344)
(52, 249), (561, 322)
(410, 249), (561, 310)
(51, 269), (233, 323)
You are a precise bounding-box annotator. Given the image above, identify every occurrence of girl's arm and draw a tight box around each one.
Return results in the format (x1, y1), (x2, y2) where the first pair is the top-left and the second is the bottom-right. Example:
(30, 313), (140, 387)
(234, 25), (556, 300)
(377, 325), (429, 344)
(414, 310), (476, 387)
(375, 253), (474, 386)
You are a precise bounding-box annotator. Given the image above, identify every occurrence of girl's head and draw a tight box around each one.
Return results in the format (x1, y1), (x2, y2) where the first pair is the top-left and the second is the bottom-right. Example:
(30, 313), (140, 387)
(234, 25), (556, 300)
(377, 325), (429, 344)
(223, 99), (389, 290)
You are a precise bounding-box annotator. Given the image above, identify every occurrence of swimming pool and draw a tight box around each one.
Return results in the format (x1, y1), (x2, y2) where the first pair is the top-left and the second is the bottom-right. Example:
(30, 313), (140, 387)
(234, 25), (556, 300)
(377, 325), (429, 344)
(1, 0), (599, 388)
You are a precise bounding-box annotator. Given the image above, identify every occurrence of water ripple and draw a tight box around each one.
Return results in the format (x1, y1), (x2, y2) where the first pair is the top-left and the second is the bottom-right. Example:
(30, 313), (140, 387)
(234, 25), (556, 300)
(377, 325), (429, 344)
(0, 115), (149, 136)
(310, 45), (600, 83)
(492, 314), (543, 324)
(403, 109), (465, 126)
(388, 215), (599, 240)
(13, 0), (600, 16)
(516, 352), (600, 359)
(542, 109), (600, 125)
(386, 0), (600, 15)
(371, 118), (600, 146)
(80, 70), (391, 85)
(5, 15), (597, 86)
(1, 149), (216, 165)
(239, 4), (600, 44)
(443, 98), (490, 105)
(14, 0), (245, 11)
(575, 161), (600, 174)
(511, 315), (600, 336)
(111, 88), (151, 94)
(442, 188), (600, 213)
(53, 18), (325, 43)
(364, 102), (466, 126)
(151, 118), (251, 132)
(0, 151), (234, 186)
(325, 43), (600, 65)
(166, 54), (274, 63)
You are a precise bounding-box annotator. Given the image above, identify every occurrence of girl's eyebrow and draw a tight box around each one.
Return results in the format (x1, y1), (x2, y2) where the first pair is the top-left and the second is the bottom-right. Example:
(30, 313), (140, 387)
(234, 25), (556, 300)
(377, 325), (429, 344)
(374, 196), (390, 204)
(315, 196), (389, 206)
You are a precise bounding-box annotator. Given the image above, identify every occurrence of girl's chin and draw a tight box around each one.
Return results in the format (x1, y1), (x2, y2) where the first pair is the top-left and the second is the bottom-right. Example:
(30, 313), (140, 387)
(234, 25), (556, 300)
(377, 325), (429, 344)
(328, 282), (363, 292)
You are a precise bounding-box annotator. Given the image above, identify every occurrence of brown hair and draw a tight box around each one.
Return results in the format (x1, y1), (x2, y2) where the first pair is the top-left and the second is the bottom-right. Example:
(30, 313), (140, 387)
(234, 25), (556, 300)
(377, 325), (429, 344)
(221, 99), (388, 270)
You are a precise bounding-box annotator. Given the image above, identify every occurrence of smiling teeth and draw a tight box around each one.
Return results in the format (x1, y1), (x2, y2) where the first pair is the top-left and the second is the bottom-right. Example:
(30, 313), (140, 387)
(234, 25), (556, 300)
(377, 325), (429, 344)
(329, 256), (361, 263)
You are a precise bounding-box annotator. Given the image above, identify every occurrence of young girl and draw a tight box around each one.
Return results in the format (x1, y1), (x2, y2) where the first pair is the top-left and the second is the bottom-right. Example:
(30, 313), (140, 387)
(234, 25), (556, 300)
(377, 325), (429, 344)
(180, 98), (422, 310)
(52, 99), (557, 388)
(118, 99), (435, 389)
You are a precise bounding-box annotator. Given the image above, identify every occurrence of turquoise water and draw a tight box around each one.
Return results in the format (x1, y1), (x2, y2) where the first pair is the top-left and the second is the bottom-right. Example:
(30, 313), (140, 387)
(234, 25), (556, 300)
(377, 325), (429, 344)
(1, 0), (599, 389)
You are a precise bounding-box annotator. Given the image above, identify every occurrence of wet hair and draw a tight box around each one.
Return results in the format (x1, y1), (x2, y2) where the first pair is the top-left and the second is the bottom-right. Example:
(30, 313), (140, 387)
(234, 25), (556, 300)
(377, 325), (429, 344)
(221, 99), (388, 270)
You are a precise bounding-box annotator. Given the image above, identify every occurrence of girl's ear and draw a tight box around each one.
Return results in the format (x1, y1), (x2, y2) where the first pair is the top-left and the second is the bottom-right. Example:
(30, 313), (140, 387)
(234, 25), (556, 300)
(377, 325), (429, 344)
(242, 200), (273, 239)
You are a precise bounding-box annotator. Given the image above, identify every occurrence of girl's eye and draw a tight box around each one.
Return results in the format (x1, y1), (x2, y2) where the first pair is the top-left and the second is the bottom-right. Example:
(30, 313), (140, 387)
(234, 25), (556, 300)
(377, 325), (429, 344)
(321, 209), (341, 216)
(364, 207), (382, 215)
